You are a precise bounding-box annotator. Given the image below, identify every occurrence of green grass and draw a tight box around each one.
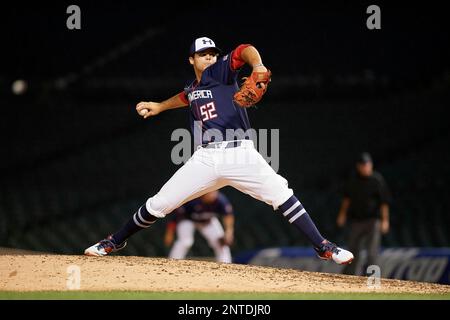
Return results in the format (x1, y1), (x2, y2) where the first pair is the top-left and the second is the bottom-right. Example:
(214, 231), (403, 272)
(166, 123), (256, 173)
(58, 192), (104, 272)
(1, 291), (449, 300)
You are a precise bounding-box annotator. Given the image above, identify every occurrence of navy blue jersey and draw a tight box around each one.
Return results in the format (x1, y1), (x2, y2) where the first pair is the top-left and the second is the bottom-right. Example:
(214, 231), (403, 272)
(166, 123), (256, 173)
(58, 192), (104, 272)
(173, 193), (233, 223)
(182, 48), (252, 144)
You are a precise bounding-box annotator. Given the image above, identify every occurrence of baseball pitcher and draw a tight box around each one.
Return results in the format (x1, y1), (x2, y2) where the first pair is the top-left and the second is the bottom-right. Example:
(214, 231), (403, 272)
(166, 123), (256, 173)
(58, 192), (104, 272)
(85, 37), (354, 265)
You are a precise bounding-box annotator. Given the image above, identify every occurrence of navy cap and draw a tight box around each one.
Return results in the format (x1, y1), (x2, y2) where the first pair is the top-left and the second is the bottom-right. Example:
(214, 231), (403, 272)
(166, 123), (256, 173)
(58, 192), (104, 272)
(357, 152), (373, 163)
(189, 37), (221, 56)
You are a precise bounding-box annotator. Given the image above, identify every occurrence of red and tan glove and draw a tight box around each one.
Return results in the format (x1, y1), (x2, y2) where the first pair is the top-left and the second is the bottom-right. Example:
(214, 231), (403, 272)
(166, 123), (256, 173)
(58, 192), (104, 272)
(233, 70), (272, 108)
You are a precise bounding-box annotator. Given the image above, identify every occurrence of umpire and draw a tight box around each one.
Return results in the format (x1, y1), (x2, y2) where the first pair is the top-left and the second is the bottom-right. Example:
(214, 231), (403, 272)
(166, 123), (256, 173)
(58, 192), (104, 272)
(336, 152), (391, 275)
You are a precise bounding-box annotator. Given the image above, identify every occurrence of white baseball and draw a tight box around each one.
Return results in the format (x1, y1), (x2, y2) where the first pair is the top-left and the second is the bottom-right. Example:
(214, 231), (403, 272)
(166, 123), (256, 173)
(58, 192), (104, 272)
(139, 109), (148, 116)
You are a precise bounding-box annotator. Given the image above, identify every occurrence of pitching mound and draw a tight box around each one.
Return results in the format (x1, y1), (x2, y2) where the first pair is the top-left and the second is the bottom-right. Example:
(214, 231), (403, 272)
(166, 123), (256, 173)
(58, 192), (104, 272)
(1, 254), (449, 294)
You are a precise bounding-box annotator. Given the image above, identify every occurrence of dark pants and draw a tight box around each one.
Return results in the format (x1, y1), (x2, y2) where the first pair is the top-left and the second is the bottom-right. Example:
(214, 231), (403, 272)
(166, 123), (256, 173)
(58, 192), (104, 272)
(343, 218), (381, 276)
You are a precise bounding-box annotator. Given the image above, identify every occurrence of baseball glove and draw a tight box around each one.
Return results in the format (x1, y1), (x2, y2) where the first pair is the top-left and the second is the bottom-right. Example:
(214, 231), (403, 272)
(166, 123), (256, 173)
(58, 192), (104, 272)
(233, 69), (272, 108)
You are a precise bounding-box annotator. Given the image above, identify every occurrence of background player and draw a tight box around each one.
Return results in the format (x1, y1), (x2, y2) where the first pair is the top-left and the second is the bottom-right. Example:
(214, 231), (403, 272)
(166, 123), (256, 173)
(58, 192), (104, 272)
(85, 36), (354, 265)
(164, 191), (234, 263)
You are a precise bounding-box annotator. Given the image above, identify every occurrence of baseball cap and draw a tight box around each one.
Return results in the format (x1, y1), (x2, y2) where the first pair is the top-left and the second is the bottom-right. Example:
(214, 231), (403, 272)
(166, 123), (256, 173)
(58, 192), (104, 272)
(189, 37), (221, 56)
(357, 152), (373, 164)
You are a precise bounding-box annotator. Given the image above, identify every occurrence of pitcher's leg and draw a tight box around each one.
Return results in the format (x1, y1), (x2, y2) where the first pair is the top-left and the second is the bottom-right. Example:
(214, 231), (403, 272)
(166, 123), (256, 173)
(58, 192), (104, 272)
(114, 153), (221, 244)
(225, 147), (353, 265)
(226, 148), (324, 245)
(85, 149), (223, 256)
(146, 151), (225, 219)
(224, 148), (293, 208)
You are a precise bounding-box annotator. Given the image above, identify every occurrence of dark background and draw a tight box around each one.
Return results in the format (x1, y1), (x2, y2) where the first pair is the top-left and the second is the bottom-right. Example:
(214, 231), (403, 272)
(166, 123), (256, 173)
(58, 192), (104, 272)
(1, 1), (449, 258)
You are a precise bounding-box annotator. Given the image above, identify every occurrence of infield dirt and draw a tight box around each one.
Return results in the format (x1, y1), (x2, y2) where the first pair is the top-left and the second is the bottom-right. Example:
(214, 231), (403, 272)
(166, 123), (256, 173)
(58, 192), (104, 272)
(1, 254), (450, 294)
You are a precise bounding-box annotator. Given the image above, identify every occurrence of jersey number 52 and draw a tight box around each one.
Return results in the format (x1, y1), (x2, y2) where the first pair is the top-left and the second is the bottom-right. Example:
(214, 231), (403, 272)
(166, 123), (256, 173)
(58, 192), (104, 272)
(199, 102), (217, 121)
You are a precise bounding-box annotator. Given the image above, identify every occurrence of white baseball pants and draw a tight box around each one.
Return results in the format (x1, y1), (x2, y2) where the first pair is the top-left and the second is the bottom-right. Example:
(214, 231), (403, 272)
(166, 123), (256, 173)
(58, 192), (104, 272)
(146, 140), (293, 218)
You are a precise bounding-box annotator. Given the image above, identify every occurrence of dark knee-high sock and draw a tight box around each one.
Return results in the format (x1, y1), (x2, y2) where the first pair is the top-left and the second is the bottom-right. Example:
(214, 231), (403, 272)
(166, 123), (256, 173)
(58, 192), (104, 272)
(277, 195), (325, 247)
(111, 204), (157, 244)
